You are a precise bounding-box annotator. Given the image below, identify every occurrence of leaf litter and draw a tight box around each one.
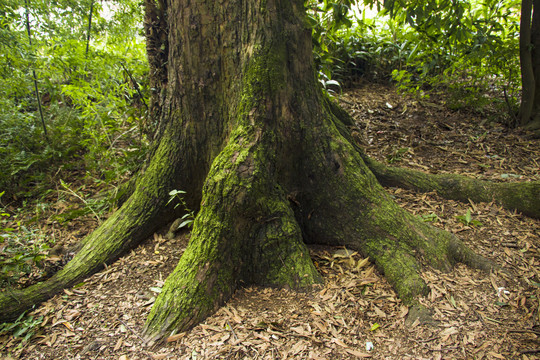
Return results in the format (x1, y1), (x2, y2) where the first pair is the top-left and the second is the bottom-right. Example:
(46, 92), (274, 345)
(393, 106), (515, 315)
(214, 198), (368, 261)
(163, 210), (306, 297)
(1, 83), (539, 359)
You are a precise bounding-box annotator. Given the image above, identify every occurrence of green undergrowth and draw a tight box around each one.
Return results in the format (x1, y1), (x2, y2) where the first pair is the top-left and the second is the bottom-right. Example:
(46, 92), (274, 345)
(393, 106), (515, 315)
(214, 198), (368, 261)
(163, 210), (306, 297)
(306, 0), (521, 121)
(0, 2), (151, 327)
(1, 0), (150, 202)
(0, 311), (44, 351)
(0, 193), (52, 290)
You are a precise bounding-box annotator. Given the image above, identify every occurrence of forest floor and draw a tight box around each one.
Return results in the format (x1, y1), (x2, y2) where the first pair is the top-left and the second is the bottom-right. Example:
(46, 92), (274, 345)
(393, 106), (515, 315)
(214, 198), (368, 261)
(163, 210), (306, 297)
(2, 83), (540, 359)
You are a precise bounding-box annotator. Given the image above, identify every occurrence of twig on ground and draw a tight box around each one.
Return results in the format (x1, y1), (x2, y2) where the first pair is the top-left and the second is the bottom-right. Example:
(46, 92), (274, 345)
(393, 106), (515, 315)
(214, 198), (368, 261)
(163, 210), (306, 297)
(413, 336), (438, 343)
(509, 329), (540, 336)
(520, 349), (540, 355)
(118, 317), (147, 345)
(431, 346), (459, 352)
(92, 346), (103, 360)
(227, 320), (238, 341)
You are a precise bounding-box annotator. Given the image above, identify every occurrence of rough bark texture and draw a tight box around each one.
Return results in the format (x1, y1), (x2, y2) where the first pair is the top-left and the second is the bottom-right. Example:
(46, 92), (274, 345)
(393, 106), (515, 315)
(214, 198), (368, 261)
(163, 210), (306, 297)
(143, 0), (168, 139)
(520, 0), (540, 129)
(141, 0), (492, 342)
(3, 0), (535, 344)
(531, 0), (540, 128)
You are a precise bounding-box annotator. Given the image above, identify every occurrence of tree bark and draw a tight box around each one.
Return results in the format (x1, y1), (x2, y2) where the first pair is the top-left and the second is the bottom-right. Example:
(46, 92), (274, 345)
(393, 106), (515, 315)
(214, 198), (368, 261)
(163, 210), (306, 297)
(531, 0), (540, 128)
(143, 0), (168, 139)
(3, 0), (534, 344)
(520, 0), (540, 129)
(362, 157), (540, 219)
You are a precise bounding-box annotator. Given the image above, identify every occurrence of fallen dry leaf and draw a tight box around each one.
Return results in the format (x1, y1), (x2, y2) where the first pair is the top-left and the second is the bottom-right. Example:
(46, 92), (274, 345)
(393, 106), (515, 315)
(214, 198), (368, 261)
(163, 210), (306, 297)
(344, 348), (372, 358)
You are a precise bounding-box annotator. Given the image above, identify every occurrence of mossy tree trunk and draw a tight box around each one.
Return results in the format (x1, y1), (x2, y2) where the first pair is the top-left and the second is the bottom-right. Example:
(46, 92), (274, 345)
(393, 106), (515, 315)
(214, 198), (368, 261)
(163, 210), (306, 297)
(140, 0), (492, 342)
(362, 157), (540, 219)
(1, 0), (537, 344)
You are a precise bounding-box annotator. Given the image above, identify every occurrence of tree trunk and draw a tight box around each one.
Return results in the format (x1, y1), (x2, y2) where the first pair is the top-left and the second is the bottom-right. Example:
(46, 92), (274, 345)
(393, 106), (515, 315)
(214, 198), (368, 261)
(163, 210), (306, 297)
(142, 0), (168, 139)
(139, 0), (491, 343)
(5, 0), (537, 344)
(520, 0), (540, 129)
(531, 0), (540, 128)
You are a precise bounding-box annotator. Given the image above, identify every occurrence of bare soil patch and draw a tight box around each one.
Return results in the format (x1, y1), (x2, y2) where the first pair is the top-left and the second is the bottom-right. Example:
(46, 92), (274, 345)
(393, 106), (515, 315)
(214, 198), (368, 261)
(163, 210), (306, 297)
(2, 83), (539, 359)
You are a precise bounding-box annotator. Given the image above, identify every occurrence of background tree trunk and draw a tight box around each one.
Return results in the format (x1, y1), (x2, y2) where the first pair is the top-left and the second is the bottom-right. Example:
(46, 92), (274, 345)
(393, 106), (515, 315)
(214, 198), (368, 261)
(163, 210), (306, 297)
(531, 0), (540, 128)
(520, 0), (540, 129)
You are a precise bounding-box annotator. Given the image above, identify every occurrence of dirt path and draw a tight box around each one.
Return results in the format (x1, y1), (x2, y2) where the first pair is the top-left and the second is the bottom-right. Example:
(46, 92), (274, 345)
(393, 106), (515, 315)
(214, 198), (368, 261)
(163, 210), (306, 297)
(2, 83), (539, 359)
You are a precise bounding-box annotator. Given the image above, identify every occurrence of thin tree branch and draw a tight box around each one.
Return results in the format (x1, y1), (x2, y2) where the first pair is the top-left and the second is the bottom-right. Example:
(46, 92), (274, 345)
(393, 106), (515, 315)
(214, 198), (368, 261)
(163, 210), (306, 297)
(24, 0), (49, 143)
(120, 61), (149, 110)
(85, 1), (94, 58)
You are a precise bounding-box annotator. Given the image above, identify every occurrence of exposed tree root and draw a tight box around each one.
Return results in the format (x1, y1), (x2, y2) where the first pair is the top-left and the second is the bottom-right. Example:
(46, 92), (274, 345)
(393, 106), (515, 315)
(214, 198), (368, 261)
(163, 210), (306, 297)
(363, 157), (540, 219)
(143, 128), (321, 343)
(0, 131), (185, 323)
(142, 77), (495, 342)
(0, 199), (162, 322)
(289, 109), (494, 305)
(326, 96), (540, 219)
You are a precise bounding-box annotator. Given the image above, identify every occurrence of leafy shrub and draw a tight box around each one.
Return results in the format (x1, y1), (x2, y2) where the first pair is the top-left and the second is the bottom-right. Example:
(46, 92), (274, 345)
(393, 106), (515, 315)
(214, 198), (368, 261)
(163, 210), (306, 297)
(0, 311), (44, 346)
(0, 0), (149, 200)
(0, 100), (85, 198)
(0, 192), (52, 288)
(306, 0), (521, 120)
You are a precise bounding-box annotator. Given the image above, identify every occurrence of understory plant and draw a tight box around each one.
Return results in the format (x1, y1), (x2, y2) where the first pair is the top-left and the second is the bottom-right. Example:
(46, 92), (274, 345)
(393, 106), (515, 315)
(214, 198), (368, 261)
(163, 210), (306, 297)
(0, 192), (52, 289)
(167, 190), (195, 230)
(0, 0), (149, 201)
(307, 0), (521, 120)
(0, 311), (44, 349)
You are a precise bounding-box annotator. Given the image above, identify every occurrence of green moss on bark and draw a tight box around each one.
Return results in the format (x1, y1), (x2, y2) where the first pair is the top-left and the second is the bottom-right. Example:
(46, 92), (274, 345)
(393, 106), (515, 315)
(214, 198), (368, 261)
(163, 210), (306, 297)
(144, 98), (320, 341)
(364, 158), (540, 219)
(0, 122), (187, 323)
(285, 99), (495, 306)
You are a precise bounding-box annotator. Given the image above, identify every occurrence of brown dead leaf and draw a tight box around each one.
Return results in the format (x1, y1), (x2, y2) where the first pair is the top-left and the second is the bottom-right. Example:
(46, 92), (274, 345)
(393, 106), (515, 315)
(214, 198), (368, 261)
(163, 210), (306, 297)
(474, 341), (491, 353)
(47, 333), (57, 347)
(290, 341), (307, 355)
(152, 354), (170, 360)
(253, 332), (269, 342)
(113, 338), (123, 351)
(64, 309), (80, 321)
(490, 275), (499, 292)
(344, 348), (372, 358)
(200, 324), (223, 332)
(332, 337), (349, 348)
(290, 325), (309, 336)
(487, 352), (505, 359)
(313, 320), (327, 333)
(399, 305), (409, 318)
(222, 306), (242, 323)
(373, 305), (386, 318)
(355, 257), (370, 271)
(166, 333), (185, 343)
